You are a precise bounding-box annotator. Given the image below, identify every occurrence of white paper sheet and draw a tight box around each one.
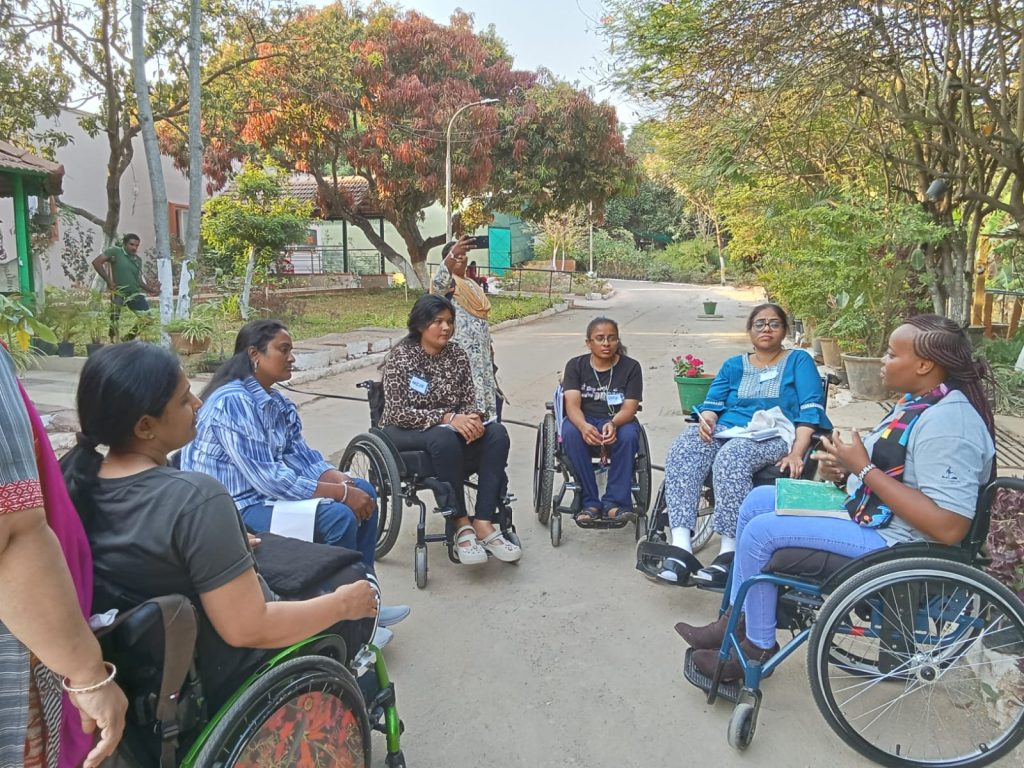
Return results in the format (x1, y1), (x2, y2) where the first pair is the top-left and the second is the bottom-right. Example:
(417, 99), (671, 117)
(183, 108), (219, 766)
(269, 498), (322, 541)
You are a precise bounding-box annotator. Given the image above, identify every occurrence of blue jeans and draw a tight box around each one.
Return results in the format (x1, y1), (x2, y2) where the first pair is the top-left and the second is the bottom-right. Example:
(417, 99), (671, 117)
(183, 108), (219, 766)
(560, 416), (640, 511)
(242, 478), (379, 573)
(732, 485), (887, 648)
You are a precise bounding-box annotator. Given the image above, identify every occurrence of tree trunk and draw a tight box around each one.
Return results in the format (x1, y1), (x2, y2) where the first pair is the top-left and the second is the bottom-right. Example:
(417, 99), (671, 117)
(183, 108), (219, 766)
(714, 218), (726, 285)
(178, 0), (203, 319)
(131, 0), (173, 337)
(240, 245), (257, 319)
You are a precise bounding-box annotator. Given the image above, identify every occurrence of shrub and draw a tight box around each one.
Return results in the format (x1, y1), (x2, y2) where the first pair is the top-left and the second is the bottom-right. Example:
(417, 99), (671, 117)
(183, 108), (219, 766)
(987, 489), (1024, 601)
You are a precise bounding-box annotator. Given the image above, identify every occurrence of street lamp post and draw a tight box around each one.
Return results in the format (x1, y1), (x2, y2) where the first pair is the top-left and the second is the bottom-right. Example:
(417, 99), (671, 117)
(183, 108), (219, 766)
(445, 98), (499, 241)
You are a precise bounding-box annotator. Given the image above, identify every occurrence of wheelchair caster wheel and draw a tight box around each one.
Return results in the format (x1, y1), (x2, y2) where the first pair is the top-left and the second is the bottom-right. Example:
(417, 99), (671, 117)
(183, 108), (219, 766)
(385, 750), (407, 767)
(727, 702), (757, 750)
(414, 545), (428, 589)
(550, 513), (562, 547)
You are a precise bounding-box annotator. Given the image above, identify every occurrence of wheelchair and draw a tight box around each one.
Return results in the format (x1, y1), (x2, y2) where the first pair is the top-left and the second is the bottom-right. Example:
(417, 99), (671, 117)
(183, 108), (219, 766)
(637, 373), (839, 584)
(683, 477), (1024, 767)
(532, 385), (653, 547)
(339, 380), (519, 589)
(96, 587), (406, 767)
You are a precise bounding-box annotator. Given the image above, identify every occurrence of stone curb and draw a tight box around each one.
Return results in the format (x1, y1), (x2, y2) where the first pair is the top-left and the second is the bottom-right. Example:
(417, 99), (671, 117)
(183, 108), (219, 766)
(289, 301), (571, 385)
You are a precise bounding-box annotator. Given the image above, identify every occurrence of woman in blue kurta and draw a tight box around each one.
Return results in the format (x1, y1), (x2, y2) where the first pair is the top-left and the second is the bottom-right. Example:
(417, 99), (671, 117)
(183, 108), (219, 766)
(662, 303), (831, 586)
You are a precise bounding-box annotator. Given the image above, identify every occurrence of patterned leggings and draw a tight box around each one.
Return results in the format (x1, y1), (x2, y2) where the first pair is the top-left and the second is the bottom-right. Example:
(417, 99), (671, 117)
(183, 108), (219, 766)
(663, 426), (789, 537)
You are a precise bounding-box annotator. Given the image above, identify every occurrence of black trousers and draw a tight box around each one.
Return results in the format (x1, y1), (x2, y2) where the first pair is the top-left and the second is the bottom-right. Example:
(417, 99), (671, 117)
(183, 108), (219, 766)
(382, 422), (510, 521)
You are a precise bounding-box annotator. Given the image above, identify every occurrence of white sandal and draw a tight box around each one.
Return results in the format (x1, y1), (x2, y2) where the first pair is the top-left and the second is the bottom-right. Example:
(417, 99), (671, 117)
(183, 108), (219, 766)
(455, 524), (487, 565)
(480, 529), (522, 563)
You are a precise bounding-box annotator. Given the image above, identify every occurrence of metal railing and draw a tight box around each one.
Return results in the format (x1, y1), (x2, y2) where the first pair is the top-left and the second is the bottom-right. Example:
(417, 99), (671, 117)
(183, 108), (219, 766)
(424, 262), (583, 300)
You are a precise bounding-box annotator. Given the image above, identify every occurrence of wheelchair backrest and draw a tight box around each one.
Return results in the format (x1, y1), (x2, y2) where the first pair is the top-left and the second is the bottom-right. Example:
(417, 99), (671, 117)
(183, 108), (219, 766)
(358, 379), (386, 428)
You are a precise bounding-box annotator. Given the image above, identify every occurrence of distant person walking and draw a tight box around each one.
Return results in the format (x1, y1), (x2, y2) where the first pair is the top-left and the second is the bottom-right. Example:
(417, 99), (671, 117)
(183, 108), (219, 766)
(91, 234), (158, 342)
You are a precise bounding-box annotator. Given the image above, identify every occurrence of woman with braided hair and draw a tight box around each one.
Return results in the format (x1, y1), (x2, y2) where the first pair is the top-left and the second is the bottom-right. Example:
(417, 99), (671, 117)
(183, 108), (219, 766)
(674, 314), (997, 682)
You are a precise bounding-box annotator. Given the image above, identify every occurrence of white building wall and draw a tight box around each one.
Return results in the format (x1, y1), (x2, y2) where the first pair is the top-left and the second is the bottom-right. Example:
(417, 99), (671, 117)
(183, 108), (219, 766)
(0, 106), (201, 292)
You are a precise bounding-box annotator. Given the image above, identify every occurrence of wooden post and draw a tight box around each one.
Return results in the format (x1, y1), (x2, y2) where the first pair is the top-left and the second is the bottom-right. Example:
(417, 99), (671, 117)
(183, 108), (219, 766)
(12, 174), (35, 299)
(984, 293), (995, 338)
(1009, 297), (1023, 339)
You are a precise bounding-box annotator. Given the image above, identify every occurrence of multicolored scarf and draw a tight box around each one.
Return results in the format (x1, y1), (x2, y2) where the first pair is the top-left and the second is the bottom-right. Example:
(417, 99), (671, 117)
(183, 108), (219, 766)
(845, 383), (949, 528)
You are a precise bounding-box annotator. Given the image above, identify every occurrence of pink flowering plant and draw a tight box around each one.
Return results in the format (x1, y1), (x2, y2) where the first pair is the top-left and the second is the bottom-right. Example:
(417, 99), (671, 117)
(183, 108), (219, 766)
(673, 353), (706, 378)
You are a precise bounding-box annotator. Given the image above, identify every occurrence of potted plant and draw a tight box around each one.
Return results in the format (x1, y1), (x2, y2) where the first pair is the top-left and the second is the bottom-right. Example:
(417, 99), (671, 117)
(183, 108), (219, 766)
(0, 294), (57, 371)
(84, 290), (110, 356)
(166, 310), (215, 356)
(42, 288), (84, 357)
(673, 353), (714, 413)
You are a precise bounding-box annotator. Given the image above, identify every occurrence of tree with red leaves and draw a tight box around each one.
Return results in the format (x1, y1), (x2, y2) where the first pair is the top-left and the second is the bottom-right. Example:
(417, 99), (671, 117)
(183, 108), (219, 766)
(162, 5), (636, 284)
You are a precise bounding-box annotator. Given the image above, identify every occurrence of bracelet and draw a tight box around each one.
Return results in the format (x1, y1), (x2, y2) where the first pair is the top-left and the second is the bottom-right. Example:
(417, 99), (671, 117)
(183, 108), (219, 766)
(444, 413), (455, 424)
(340, 481), (352, 504)
(62, 662), (116, 694)
(856, 463), (877, 482)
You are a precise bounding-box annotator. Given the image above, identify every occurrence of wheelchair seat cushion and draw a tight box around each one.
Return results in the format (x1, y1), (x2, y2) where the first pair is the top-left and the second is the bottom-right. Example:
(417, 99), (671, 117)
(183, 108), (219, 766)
(764, 547), (853, 580)
(253, 532), (363, 598)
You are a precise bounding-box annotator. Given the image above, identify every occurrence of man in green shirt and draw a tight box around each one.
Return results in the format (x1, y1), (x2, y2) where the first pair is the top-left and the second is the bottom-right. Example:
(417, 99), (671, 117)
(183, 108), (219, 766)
(91, 234), (159, 341)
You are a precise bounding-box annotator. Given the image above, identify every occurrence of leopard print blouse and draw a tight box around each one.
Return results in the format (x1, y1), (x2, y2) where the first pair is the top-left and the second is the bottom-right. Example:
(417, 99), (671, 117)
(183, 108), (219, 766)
(380, 339), (481, 430)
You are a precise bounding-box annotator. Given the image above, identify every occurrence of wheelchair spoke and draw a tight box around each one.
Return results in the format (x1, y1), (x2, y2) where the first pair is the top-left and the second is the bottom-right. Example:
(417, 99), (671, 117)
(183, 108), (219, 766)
(809, 558), (1024, 767)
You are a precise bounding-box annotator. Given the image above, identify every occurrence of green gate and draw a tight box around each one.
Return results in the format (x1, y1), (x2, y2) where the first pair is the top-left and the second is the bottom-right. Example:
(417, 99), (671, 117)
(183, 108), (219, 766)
(488, 226), (511, 276)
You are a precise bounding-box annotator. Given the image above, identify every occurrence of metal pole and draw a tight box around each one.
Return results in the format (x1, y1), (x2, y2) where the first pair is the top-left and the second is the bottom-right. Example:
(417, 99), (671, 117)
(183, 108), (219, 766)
(446, 98), (498, 241)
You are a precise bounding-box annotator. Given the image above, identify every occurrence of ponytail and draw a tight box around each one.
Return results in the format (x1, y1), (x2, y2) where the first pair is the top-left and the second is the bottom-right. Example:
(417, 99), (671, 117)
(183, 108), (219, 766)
(200, 319), (287, 401)
(59, 343), (181, 522)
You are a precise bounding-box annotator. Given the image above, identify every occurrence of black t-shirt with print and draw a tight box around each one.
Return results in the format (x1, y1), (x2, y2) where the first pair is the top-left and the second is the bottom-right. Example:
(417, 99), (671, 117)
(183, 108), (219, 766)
(561, 353), (643, 419)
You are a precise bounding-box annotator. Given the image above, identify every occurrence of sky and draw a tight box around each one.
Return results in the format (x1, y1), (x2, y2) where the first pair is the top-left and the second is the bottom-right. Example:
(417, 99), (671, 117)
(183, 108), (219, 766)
(317, 0), (642, 126)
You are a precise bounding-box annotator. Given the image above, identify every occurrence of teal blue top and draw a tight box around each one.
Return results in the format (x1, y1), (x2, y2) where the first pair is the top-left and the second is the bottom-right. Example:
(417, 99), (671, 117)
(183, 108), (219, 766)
(695, 349), (831, 430)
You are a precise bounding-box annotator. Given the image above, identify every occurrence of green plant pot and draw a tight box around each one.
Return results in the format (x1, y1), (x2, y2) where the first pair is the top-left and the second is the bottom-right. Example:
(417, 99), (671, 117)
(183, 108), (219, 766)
(702, 301), (718, 315)
(674, 374), (714, 413)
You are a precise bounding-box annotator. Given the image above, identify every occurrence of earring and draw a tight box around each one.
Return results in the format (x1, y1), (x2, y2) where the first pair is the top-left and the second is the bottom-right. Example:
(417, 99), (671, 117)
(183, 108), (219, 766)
(253, 358), (260, 371)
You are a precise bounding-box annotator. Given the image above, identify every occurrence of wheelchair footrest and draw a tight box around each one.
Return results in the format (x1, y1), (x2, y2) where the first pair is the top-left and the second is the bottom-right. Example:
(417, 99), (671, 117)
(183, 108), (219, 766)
(575, 517), (630, 530)
(682, 648), (741, 704)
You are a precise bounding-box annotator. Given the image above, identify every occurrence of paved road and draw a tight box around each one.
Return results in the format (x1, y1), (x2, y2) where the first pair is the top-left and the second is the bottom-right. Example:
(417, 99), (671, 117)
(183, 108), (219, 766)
(290, 281), (1014, 768)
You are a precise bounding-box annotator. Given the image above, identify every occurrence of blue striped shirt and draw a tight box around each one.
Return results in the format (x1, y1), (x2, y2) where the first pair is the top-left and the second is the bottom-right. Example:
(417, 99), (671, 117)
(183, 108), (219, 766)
(180, 376), (333, 510)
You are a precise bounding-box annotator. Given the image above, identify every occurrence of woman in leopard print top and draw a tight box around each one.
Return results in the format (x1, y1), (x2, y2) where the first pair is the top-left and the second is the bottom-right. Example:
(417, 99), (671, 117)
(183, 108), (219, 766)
(379, 295), (521, 564)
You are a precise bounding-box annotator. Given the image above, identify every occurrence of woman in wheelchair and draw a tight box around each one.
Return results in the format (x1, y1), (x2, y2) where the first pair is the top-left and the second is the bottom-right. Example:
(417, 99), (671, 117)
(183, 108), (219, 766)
(61, 343), (381, 708)
(675, 315), (997, 682)
(560, 316), (643, 524)
(661, 303), (831, 587)
(379, 294), (521, 564)
(180, 319), (409, 627)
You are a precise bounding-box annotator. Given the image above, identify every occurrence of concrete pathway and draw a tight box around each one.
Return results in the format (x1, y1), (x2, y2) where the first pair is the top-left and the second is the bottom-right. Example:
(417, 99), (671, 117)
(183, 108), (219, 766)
(19, 280), (1024, 766)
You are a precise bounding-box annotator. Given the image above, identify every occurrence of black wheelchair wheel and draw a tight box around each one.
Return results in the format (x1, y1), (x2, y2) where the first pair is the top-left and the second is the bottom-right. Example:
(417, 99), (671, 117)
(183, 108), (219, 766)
(646, 480), (715, 553)
(340, 433), (403, 559)
(533, 413), (556, 525)
(692, 485), (715, 553)
(808, 558), (1024, 768)
(192, 655), (371, 768)
(632, 423), (652, 515)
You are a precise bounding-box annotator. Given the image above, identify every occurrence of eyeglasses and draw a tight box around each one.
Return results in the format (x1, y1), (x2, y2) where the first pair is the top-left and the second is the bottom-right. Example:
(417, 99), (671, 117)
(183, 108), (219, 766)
(591, 335), (619, 344)
(752, 320), (783, 331)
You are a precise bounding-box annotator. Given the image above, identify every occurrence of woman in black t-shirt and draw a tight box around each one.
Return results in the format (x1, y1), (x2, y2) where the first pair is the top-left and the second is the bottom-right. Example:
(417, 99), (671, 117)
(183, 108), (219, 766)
(60, 343), (379, 709)
(560, 317), (643, 523)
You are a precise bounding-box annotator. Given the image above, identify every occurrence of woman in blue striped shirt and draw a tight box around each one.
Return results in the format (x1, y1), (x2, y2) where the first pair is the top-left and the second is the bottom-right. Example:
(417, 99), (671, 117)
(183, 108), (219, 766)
(181, 320), (408, 627)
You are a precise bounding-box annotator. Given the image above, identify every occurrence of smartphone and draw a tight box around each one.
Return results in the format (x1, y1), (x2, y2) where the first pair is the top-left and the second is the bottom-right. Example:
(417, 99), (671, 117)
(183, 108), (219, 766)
(471, 235), (489, 249)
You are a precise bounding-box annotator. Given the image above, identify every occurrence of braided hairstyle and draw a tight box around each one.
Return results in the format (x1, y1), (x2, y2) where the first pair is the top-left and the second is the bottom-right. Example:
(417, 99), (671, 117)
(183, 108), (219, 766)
(904, 314), (996, 439)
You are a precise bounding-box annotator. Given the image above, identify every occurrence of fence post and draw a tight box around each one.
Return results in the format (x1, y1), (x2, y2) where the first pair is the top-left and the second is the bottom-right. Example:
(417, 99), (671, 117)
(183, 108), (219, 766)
(548, 269), (553, 299)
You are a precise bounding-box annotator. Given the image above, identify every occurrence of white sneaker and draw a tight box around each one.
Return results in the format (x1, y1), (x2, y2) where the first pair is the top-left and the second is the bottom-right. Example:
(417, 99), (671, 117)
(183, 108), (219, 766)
(373, 626), (394, 649)
(480, 530), (522, 563)
(455, 524), (488, 565)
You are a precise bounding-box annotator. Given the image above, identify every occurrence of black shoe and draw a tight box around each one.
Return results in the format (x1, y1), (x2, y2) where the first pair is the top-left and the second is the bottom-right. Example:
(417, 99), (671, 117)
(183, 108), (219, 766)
(691, 551), (735, 588)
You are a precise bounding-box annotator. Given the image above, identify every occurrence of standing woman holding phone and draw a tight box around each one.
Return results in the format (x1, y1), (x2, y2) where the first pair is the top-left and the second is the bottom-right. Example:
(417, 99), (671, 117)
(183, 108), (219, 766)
(431, 237), (501, 420)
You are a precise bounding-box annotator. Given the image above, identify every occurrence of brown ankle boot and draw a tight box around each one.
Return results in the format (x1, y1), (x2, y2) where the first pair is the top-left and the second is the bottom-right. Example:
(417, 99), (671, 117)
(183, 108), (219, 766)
(691, 637), (779, 683)
(675, 610), (745, 650)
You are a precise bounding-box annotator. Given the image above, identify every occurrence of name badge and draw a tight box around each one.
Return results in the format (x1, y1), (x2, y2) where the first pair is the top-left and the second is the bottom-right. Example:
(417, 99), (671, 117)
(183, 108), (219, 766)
(410, 376), (429, 394)
(759, 370), (779, 383)
(607, 391), (625, 406)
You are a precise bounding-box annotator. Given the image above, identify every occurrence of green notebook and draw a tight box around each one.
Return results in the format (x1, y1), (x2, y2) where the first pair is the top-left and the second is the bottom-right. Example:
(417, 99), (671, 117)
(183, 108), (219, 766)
(775, 478), (850, 520)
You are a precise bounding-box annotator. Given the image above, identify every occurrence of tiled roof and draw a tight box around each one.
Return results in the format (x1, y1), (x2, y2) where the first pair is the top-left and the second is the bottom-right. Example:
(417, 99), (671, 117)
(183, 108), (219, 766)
(282, 173), (382, 218)
(0, 140), (64, 197)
